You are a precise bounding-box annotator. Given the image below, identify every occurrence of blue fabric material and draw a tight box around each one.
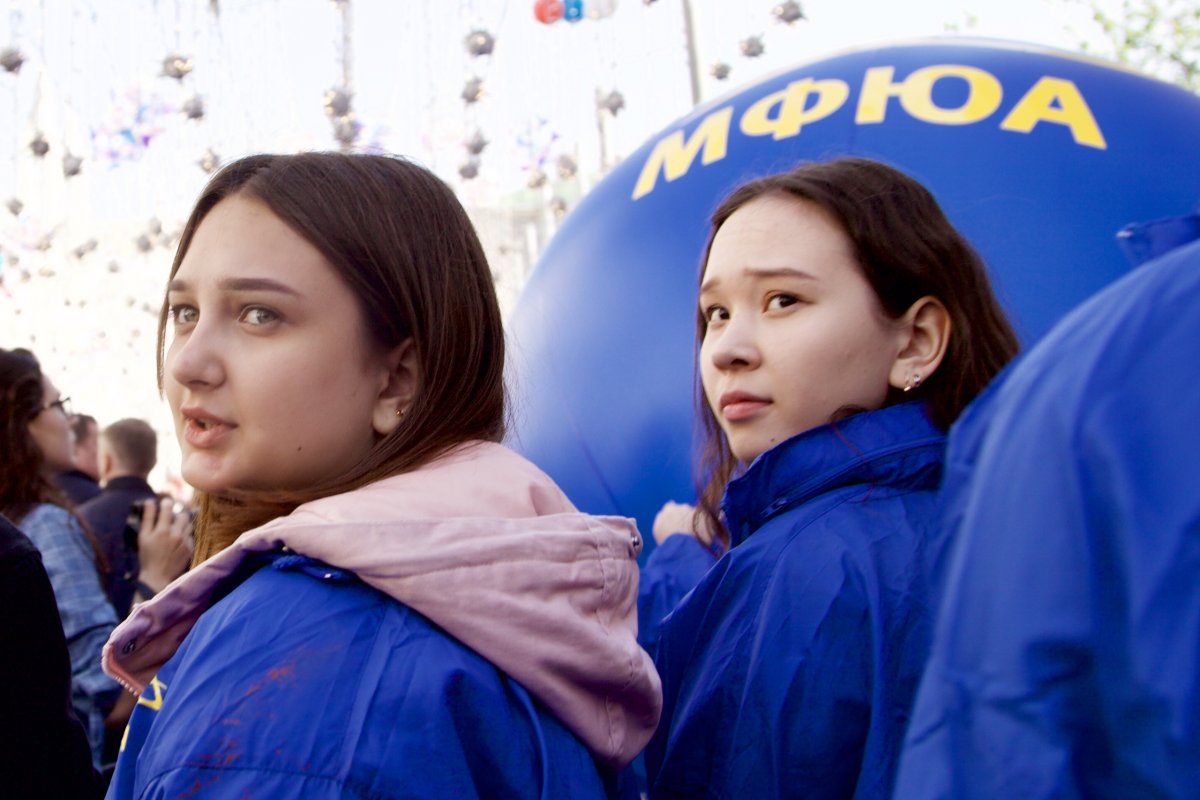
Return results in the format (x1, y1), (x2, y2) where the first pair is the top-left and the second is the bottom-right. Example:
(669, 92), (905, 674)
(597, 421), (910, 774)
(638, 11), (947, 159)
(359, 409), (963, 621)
(20, 503), (120, 768)
(107, 552), (612, 800)
(1115, 208), (1200, 268)
(57, 469), (102, 506)
(638, 533), (723, 654)
(622, 534), (725, 799)
(895, 228), (1200, 798)
(646, 403), (946, 799)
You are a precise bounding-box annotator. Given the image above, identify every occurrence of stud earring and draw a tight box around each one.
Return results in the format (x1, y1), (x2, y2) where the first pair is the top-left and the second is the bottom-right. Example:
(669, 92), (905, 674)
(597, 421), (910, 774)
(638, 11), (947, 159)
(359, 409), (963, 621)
(903, 373), (922, 393)
(395, 407), (405, 418)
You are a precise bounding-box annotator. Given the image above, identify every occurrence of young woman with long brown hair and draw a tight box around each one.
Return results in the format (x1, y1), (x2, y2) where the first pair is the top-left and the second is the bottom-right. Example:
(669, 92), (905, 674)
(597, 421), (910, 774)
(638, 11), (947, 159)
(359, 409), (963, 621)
(101, 152), (661, 799)
(645, 157), (1019, 799)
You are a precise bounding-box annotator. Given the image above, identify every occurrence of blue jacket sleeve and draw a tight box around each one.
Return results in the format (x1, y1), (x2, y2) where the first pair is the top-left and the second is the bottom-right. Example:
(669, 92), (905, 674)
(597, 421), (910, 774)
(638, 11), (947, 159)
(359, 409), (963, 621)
(638, 533), (721, 653)
(649, 521), (873, 799)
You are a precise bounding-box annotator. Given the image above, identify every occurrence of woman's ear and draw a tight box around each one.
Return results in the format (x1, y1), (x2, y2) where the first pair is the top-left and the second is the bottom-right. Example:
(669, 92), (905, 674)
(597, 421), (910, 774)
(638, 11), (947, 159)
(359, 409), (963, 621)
(372, 338), (419, 436)
(888, 296), (951, 392)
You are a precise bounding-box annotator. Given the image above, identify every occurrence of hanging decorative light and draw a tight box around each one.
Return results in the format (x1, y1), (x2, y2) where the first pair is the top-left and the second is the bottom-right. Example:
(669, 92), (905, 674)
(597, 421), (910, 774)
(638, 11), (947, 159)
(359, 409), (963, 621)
(323, 87), (352, 117)
(740, 36), (765, 58)
(461, 77), (485, 104)
(597, 89), (625, 115)
(0, 46), (24, 73)
(772, 1), (805, 24)
(62, 153), (83, 177)
(181, 95), (206, 120)
(29, 132), (49, 157)
(161, 54), (194, 80)
(459, 158), (481, 180)
(464, 29), (495, 57)
(465, 130), (489, 156)
(333, 115), (361, 147)
(198, 148), (221, 174)
(556, 153), (578, 179)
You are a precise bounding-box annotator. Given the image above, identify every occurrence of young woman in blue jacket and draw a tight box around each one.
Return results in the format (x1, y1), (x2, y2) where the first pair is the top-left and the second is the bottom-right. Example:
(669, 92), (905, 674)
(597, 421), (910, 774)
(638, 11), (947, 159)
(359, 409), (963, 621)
(644, 157), (1019, 799)
(101, 153), (661, 799)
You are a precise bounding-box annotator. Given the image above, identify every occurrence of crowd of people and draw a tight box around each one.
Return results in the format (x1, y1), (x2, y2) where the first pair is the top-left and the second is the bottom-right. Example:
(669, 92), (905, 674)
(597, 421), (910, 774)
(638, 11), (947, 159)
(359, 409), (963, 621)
(1, 151), (1195, 799)
(0, 350), (193, 792)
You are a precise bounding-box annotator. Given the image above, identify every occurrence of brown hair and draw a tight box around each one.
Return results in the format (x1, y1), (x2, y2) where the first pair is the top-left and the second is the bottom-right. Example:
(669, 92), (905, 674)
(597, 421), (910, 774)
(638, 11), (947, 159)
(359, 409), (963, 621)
(159, 153), (506, 563)
(102, 418), (158, 477)
(695, 157), (1019, 547)
(0, 348), (107, 573)
(0, 348), (59, 522)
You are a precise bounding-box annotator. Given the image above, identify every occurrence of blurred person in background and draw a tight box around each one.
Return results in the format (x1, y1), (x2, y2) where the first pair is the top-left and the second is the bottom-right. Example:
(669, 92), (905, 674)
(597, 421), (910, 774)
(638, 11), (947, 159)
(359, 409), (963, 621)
(0, 348), (191, 778)
(0, 511), (104, 799)
(57, 413), (102, 505)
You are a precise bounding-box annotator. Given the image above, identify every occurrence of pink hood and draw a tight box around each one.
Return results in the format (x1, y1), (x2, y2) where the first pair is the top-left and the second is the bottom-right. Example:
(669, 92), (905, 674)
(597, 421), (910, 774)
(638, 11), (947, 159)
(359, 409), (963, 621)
(102, 441), (661, 769)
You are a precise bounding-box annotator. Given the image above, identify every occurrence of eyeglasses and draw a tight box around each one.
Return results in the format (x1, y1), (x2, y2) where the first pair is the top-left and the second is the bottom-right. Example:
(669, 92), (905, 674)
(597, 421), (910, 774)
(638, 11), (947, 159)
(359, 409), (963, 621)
(40, 396), (72, 416)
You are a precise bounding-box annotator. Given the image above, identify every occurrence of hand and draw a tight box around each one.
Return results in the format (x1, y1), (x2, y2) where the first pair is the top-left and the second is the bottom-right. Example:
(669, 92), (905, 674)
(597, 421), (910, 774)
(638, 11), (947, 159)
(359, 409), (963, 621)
(652, 501), (700, 545)
(136, 498), (193, 596)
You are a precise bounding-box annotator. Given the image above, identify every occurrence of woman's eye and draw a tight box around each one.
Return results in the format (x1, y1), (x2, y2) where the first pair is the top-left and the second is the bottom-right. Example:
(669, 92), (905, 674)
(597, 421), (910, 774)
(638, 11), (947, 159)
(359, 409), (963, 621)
(168, 305), (198, 325)
(766, 293), (799, 311)
(240, 306), (279, 326)
(704, 305), (729, 324)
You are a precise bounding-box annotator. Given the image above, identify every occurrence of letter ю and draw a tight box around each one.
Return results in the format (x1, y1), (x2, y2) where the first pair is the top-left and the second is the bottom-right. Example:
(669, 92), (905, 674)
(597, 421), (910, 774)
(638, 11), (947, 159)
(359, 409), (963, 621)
(632, 63), (1106, 201)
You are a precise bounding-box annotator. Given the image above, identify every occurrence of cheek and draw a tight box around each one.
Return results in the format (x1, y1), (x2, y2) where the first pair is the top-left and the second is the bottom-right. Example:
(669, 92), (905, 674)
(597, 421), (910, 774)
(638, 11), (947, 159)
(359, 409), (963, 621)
(698, 352), (721, 412)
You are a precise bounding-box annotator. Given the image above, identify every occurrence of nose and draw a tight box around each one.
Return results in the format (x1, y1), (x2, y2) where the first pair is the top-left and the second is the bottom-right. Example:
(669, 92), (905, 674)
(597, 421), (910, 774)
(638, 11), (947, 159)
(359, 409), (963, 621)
(166, 320), (226, 390)
(706, 314), (761, 372)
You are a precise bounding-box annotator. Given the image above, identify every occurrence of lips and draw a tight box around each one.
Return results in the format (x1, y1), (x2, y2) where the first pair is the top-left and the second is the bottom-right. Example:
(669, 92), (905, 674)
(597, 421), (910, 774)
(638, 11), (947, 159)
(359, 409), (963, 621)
(719, 391), (770, 422)
(180, 407), (236, 448)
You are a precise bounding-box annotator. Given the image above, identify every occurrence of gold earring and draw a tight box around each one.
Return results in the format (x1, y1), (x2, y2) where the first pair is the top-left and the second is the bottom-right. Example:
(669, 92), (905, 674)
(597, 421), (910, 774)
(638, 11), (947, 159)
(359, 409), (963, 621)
(395, 408), (404, 418)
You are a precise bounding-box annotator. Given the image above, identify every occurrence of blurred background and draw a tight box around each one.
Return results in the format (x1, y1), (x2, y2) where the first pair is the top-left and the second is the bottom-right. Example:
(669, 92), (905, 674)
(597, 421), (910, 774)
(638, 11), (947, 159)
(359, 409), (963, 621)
(1, 0), (1193, 492)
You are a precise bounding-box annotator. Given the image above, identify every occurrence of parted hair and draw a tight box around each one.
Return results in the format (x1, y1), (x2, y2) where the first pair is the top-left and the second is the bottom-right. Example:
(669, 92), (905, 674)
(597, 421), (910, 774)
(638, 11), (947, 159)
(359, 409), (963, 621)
(159, 152), (507, 563)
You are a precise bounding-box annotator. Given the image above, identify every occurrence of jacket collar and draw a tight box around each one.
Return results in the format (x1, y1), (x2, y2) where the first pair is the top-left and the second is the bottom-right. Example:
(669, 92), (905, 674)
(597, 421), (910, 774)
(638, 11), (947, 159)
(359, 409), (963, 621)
(102, 441), (661, 769)
(102, 475), (154, 494)
(723, 403), (945, 547)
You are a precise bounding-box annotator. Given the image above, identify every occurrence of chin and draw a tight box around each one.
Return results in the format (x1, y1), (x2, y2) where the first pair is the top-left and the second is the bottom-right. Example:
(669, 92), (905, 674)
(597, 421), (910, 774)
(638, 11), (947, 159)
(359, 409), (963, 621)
(180, 466), (230, 497)
(729, 441), (765, 464)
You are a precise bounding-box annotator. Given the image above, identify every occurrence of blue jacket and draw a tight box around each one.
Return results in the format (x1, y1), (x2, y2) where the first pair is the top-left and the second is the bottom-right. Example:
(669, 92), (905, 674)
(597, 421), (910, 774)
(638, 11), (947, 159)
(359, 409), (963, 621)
(647, 403), (946, 799)
(109, 554), (609, 799)
(638, 533), (724, 654)
(103, 442), (661, 799)
(894, 214), (1200, 798)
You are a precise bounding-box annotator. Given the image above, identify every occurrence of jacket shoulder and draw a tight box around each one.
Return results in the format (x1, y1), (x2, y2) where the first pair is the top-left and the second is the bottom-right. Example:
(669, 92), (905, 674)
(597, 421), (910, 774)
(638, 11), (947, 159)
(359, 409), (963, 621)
(125, 561), (605, 798)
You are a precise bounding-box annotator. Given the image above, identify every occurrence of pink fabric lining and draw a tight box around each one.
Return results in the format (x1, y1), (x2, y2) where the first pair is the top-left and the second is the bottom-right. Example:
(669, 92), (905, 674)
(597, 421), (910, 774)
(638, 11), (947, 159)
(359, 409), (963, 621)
(102, 441), (661, 768)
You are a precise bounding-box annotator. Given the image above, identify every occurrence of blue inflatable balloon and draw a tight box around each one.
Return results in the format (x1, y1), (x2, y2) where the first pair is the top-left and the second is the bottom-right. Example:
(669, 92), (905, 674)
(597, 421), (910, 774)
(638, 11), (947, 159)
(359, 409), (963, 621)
(505, 38), (1200, 555)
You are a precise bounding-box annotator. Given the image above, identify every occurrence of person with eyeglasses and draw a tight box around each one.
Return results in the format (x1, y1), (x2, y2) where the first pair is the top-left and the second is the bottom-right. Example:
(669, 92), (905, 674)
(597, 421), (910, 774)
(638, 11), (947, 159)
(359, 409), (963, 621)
(0, 348), (191, 783)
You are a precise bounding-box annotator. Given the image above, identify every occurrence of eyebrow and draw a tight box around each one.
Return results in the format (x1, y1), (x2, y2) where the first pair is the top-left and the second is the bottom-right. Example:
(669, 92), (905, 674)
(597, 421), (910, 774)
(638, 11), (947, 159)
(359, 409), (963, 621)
(699, 266), (817, 294)
(166, 277), (302, 297)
